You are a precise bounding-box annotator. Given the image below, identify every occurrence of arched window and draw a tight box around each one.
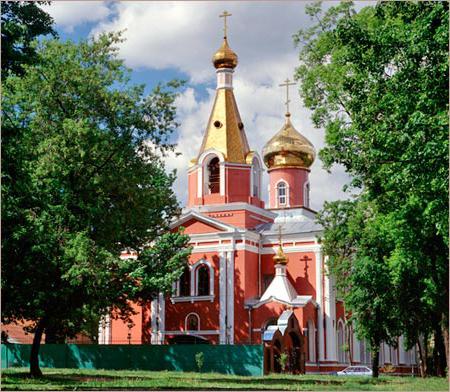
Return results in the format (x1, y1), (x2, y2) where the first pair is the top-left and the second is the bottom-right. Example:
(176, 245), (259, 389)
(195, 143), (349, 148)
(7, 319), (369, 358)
(337, 321), (346, 363)
(277, 181), (287, 206)
(179, 266), (190, 297)
(307, 319), (316, 362)
(197, 264), (210, 296)
(185, 313), (200, 331)
(304, 182), (310, 208)
(207, 157), (220, 194)
(252, 158), (260, 198)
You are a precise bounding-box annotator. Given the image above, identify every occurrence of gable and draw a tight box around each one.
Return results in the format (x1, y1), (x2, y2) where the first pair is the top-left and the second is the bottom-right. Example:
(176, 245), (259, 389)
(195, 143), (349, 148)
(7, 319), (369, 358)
(174, 218), (227, 235)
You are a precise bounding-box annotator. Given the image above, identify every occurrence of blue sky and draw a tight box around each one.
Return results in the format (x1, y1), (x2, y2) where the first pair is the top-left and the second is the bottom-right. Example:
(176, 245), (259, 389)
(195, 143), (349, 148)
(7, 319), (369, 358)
(41, 1), (371, 210)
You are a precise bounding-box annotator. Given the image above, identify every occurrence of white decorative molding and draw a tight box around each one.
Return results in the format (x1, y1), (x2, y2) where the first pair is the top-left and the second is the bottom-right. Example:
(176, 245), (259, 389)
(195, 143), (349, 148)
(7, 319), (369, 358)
(158, 293), (165, 344)
(170, 295), (214, 304)
(315, 249), (325, 361)
(352, 323), (361, 362)
(219, 252), (226, 344)
(190, 259), (214, 296)
(216, 68), (233, 89)
(325, 260), (337, 361)
(189, 202), (276, 220)
(274, 178), (289, 208)
(98, 314), (111, 345)
(303, 181), (310, 208)
(227, 249), (235, 344)
(163, 330), (220, 335)
(196, 150), (225, 197)
(185, 312), (200, 331)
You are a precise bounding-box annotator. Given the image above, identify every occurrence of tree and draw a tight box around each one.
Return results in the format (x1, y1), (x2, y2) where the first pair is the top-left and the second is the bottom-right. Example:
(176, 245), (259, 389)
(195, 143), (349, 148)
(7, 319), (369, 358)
(317, 199), (401, 377)
(2, 32), (191, 377)
(1, 1), (56, 76)
(296, 1), (448, 377)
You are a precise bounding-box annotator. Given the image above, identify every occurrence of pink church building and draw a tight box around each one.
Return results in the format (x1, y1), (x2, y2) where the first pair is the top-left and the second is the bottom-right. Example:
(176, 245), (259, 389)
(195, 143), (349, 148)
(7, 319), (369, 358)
(101, 25), (417, 374)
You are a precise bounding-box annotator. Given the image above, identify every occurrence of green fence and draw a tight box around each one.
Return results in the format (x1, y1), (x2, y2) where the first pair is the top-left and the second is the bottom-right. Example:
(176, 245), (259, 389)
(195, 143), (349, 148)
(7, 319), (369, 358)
(1, 343), (263, 376)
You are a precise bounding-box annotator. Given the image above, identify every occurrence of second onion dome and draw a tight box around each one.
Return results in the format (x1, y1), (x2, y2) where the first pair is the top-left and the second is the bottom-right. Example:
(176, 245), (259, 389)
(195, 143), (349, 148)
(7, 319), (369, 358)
(212, 37), (238, 69)
(262, 113), (316, 170)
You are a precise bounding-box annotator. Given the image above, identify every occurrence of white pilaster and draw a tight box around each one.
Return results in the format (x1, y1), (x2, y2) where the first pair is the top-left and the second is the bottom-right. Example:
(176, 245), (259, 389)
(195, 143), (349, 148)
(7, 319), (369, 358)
(324, 258), (337, 361)
(315, 249), (325, 361)
(353, 325), (361, 362)
(98, 314), (111, 344)
(226, 249), (235, 344)
(219, 251), (227, 344)
(158, 293), (165, 344)
(151, 298), (158, 344)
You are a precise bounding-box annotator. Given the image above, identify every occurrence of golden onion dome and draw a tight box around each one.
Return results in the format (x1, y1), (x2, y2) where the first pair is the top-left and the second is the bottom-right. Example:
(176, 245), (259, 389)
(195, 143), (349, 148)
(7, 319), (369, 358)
(273, 245), (288, 265)
(262, 113), (316, 170)
(212, 38), (238, 69)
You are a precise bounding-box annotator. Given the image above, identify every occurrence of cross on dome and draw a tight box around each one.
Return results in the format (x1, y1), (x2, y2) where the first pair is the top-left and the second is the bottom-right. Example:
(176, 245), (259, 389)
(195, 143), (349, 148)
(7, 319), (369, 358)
(219, 10), (232, 39)
(279, 78), (296, 116)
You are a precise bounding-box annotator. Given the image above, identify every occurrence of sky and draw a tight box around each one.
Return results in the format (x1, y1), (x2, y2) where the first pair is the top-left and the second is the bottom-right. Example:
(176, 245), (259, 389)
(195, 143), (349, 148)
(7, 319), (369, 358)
(40, 1), (372, 211)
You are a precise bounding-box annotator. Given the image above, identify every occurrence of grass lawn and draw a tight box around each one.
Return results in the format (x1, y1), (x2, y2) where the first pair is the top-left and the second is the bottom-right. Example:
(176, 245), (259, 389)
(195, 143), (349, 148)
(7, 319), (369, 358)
(1, 368), (448, 391)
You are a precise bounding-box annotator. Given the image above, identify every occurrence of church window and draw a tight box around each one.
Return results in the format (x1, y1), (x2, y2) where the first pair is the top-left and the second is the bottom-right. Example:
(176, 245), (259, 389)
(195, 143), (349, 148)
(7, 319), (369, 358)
(185, 313), (200, 331)
(252, 158), (260, 198)
(304, 182), (310, 208)
(197, 264), (210, 296)
(307, 319), (316, 362)
(277, 181), (287, 206)
(207, 157), (220, 194)
(179, 266), (190, 297)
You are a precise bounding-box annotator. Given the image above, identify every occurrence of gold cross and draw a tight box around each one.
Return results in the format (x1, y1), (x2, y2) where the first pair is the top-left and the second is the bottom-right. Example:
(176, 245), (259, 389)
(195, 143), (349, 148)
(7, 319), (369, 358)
(219, 10), (232, 38)
(279, 78), (296, 114)
(278, 225), (283, 246)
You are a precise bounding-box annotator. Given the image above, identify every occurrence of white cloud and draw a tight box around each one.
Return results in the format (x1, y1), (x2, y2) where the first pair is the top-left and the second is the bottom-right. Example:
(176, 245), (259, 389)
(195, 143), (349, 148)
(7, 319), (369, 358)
(89, 1), (354, 209)
(86, 1), (359, 209)
(41, 1), (111, 33)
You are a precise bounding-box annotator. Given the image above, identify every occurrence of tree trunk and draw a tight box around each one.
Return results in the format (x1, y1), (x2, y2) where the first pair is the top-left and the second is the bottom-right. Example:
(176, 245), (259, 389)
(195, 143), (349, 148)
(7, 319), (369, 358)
(30, 318), (46, 377)
(442, 324), (449, 374)
(433, 326), (447, 377)
(371, 348), (379, 378)
(417, 337), (427, 378)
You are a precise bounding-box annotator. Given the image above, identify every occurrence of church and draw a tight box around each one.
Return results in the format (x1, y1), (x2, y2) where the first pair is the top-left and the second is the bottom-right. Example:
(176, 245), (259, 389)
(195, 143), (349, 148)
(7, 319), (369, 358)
(101, 15), (417, 374)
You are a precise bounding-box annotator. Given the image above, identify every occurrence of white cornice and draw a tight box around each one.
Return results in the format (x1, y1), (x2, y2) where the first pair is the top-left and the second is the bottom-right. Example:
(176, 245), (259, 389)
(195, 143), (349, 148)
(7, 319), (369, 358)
(170, 210), (237, 232)
(189, 202), (276, 220)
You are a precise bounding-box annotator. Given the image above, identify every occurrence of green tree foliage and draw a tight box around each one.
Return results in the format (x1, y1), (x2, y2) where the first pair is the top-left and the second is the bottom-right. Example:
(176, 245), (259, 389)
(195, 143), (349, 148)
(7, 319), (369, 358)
(1, 1), (56, 75)
(317, 200), (401, 377)
(296, 1), (448, 377)
(2, 32), (191, 377)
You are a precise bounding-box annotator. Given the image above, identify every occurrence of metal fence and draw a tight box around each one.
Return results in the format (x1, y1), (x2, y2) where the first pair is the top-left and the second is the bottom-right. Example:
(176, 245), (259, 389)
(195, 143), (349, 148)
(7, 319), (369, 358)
(1, 343), (264, 376)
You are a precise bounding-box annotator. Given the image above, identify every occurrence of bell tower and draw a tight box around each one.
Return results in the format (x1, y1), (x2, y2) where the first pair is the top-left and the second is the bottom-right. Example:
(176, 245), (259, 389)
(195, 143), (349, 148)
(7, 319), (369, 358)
(187, 11), (264, 209)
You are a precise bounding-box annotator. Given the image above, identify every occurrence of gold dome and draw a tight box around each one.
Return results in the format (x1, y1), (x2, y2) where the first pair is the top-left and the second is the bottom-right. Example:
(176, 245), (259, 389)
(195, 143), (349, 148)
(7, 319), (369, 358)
(212, 38), (238, 69)
(262, 113), (315, 170)
(273, 245), (287, 265)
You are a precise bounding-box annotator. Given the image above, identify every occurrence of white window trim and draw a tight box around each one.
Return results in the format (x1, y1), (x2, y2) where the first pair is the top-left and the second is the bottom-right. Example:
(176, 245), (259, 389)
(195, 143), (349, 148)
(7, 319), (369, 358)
(303, 181), (310, 208)
(275, 179), (289, 208)
(185, 312), (200, 331)
(191, 259), (214, 297)
(197, 150), (225, 197)
(170, 295), (214, 304)
(250, 156), (262, 198)
(175, 264), (193, 297)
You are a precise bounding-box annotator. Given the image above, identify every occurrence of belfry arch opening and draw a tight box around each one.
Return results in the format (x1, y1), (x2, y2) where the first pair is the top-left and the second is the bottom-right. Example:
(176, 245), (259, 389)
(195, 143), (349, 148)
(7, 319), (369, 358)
(204, 155), (220, 195)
